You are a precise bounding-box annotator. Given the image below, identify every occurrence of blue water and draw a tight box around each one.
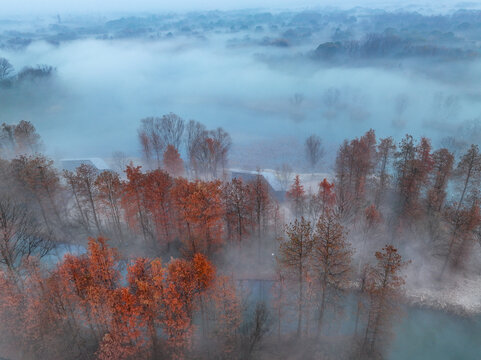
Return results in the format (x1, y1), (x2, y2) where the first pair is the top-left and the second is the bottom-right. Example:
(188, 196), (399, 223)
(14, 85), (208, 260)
(389, 307), (481, 360)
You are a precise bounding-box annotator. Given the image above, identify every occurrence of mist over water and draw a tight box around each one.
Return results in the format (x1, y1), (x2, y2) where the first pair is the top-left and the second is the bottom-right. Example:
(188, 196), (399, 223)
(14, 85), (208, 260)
(2, 32), (481, 166)
(2, 4), (481, 359)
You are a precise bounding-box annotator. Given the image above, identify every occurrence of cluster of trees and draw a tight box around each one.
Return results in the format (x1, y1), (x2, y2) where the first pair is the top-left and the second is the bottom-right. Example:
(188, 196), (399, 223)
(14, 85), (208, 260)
(0, 57), (55, 87)
(288, 129), (481, 280)
(332, 130), (481, 276)
(277, 174), (408, 358)
(314, 32), (476, 62)
(120, 164), (280, 257)
(0, 120), (273, 358)
(5, 119), (481, 359)
(0, 120), (43, 158)
(269, 128), (481, 357)
(0, 237), (248, 359)
(138, 114), (231, 179)
(0, 155), (278, 260)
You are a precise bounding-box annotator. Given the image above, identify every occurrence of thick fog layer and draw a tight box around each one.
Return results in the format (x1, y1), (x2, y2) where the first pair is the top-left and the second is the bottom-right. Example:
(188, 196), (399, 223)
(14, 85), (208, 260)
(2, 22), (481, 167)
(2, 6), (481, 360)
(4, 0), (481, 15)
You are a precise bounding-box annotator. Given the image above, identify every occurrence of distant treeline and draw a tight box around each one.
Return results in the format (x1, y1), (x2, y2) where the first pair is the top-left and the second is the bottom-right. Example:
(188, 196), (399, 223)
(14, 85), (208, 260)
(313, 32), (477, 62)
(0, 57), (55, 87)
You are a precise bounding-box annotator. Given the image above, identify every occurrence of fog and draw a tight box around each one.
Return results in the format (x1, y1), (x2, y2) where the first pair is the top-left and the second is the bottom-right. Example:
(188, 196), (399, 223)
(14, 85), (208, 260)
(4, 0), (481, 16)
(2, 29), (481, 168)
(2, 5), (481, 360)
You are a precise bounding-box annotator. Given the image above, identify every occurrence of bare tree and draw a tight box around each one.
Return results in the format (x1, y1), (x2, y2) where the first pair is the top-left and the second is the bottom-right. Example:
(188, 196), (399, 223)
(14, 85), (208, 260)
(305, 135), (324, 170)
(440, 136), (468, 161)
(240, 302), (271, 360)
(0, 121), (42, 158)
(275, 163), (293, 192)
(211, 127), (232, 176)
(374, 137), (396, 207)
(188, 125), (231, 179)
(311, 211), (352, 335)
(322, 87), (342, 119)
(0, 58), (13, 81)
(290, 93), (304, 107)
(10, 154), (64, 235)
(95, 170), (123, 241)
(185, 120), (206, 176)
(453, 144), (481, 211)
(0, 123), (15, 158)
(160, 113), (185, 150)
(13, 120), (42, 155)
(362, 245), (408, 356)
(0, 196), (52, 272)
(278, 217), (314, 337)
(138, 114), (186, 169)
(138, 117), (164, 169)
(111, 151), (129, 175)
(63, 164), (102, 234)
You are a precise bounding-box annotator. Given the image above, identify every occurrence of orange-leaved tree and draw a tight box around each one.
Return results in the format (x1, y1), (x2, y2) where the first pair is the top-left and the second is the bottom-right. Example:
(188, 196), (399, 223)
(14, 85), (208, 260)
(163, 144), (185, 178)
(171, 178), (224, 256)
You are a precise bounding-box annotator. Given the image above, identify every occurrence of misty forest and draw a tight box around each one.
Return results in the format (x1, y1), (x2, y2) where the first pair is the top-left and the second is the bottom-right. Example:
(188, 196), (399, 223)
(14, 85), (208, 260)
(2, 1), (481, 359)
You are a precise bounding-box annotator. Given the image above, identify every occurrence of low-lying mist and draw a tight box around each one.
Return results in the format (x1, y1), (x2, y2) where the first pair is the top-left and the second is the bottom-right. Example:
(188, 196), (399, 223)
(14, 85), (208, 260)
(2, 8), (481, 358)
(2, 31), (481, 167)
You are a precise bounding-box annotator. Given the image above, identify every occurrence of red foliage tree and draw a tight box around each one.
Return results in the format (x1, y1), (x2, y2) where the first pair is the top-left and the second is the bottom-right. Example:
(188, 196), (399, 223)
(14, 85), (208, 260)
(395, 135), (434, 220)
(143, 169), (174, 250)
(335, 130), (377, 216)
(362, 245), (409, 356)
(163, 144), (184, 178)
(318, 178), (335, 216)
(286, 175), (305, 219)
(427, 148), (454, 213)
(171, 178), (224, 256)
(95, 170), (124, 241)
(441, 197), (481, 275)
(121, 165), (151, 243)
(0, 237), (217, 359)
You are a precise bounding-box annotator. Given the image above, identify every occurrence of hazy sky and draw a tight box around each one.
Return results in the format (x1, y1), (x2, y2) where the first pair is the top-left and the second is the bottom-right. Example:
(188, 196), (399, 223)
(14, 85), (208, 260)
(2, 0), (469, 15)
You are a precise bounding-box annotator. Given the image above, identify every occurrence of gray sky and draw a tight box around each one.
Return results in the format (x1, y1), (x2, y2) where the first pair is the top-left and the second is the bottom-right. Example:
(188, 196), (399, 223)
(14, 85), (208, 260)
(2, 0), (466, 15)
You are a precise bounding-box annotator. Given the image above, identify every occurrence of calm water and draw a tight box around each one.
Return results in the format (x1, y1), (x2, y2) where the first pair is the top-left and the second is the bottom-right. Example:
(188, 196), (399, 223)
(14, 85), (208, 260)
(389, 307), (481, 360)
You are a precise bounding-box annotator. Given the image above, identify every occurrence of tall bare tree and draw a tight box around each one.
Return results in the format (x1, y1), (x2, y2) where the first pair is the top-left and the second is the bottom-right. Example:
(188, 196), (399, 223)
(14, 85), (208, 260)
(138, 114), (185, 169)
(111, 151), (129, 174)
(305, 135), (324, 170)
(311, 211), (352, 335)
(277, 217), (314, 337)
(453, 144), (481, 212)
(10, 154), (64, 236)
(0, 196), (52, 272)
(362, 245), (408, 356)
(0, 121), (42, 158)
(185, 120), (205, 176)
(275, 163), (293, 192)
(160, 113), (185, 150)
(0, 58), (13, 81)
(138, 117), (164, 169)
(63, 164), (102, 234)
(374, 137), (396, 207)
(188, 125), (231, 179)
